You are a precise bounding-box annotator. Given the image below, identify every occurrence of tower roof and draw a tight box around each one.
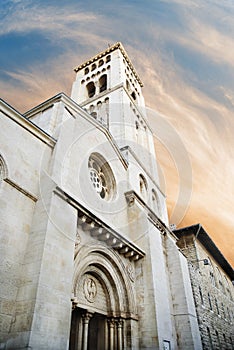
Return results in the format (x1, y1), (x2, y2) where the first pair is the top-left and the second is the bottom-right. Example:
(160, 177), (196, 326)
(74, 42), (144, 87)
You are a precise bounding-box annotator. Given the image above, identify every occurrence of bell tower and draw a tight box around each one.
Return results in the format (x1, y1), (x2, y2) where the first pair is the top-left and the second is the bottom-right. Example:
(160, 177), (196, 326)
(71, 42), (160, 187)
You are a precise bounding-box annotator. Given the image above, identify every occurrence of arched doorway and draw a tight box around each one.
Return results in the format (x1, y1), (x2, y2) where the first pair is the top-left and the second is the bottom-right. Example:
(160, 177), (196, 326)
(69, 244), (137, 350)
(69, 308), (107, 350)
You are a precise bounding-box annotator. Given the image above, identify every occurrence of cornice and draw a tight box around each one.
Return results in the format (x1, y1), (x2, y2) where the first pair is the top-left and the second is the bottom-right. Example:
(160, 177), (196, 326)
(0, 99), (56, 148)
(125, 190), (177, 240)
(54, 186), (145, 261)
(74, 42), (144, 87)
(4, 178), (37, 202)
(24, 93), (129, 171)
(174, 224), (234, 281)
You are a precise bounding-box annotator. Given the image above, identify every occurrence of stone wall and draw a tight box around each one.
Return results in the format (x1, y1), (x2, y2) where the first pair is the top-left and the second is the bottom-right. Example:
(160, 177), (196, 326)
(177, 234), (234, 350)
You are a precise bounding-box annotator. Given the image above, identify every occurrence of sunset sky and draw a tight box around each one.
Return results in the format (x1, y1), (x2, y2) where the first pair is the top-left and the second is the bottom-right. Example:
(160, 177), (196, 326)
(1, 0), (233, 266)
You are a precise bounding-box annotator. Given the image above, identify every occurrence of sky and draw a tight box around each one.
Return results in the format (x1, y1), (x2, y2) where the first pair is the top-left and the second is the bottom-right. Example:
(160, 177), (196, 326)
(0, 0), (233, 266)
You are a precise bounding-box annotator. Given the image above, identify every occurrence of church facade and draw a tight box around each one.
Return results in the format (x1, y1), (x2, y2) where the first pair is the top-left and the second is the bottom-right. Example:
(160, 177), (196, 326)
(0, 42), (233, 349)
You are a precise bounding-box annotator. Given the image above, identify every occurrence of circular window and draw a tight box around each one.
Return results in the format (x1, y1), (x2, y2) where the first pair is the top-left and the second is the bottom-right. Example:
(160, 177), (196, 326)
(88, 153), (115, 200)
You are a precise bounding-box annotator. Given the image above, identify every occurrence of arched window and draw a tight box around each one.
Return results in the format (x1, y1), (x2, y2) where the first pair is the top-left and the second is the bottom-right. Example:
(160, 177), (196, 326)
(106, 55), (111, 63)
(199, 286), (204, 305)
(208, 293), (212, 310)
(131, 91), (136, 101)
(89, 105), (97, 119)
(139, 174), (147, 199)
(99, 74), (107, 93)
(84, 67), (89, 75)
(210, 272), (215, 286)
(88, 153), (116, 201)
(91, 63), (96, 71)
(152, 189), (161, 216)
(98, 59), (104, 67)
(207, 327), (213, 350)
(126, 80), (130, 91)
(86, 82), (96, 98)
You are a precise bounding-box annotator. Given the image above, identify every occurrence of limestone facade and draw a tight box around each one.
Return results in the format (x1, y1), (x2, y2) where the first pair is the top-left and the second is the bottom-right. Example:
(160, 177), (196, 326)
(0, 42), (230, 350)
(175, 224), (234, 350)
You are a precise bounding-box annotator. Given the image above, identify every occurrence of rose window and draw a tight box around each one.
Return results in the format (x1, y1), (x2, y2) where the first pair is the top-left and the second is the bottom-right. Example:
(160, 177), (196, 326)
(88, 153), (115, 200)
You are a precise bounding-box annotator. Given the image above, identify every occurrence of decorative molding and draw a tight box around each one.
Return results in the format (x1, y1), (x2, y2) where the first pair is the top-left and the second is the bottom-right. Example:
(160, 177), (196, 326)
(54, 186), (145, 261)
(24, 93), (128, 171)
(125, 190), (177, 240)
(4, 178), (37, 202)
(74, 42), (144, 87)
(126, 262), (135, 282)
(0, 99), (56, 148)
(83, 277), (97, 303)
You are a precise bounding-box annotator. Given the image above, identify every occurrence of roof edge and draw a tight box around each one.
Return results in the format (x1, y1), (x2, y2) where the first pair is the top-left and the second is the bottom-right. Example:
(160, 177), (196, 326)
(74, 42), (144, 87)
(174, 223), (234, 280)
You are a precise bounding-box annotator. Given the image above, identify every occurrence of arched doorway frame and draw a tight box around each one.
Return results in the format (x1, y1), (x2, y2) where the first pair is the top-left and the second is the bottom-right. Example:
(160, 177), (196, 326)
(71, 242), (138, 350)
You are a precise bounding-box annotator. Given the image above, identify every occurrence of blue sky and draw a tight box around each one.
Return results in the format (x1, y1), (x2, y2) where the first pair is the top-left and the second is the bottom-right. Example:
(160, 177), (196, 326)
(0, 0), (234, 265)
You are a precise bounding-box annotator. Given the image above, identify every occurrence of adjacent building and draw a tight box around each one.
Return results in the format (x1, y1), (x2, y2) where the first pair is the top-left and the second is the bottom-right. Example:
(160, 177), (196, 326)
(0, 42), (233, 350)
(175, 224), (234, 350)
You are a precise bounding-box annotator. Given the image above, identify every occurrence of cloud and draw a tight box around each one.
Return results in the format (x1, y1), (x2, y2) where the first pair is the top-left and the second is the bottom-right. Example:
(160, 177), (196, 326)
(0, 3), (99, 38)
(0, 0), (233, 265)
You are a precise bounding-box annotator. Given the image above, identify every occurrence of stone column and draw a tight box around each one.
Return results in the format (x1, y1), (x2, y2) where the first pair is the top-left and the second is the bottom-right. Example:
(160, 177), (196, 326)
(117, 318), (123, 350)
(82, 312), (93, 350)
(108, 318), (115, 350)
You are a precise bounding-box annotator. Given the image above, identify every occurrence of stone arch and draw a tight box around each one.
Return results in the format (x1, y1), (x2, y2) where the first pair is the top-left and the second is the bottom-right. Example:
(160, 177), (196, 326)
(70, 244), (137, 350)
(86, 81), (96, 98)
(72, 243), (137, 316)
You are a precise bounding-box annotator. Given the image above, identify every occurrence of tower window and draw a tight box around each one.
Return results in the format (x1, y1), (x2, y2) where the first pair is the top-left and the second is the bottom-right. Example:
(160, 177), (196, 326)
(84, 67), (89, 74)
(106, 55), (111, 63)
(126, 80), (130, 91)
(91, 112), (97, 119)
(131, 91), (136, 101)
(91, 63), (96, 71)
(139, 174), (147, 199)
(99, 74), (107, 93)
(152, 189), (161, 216)
(98, 59), (104, 67)
(86, 82), (96, 98)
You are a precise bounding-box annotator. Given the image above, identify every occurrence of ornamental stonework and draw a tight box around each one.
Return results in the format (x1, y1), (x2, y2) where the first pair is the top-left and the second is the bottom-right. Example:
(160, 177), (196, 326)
(83, 277), (97, 303)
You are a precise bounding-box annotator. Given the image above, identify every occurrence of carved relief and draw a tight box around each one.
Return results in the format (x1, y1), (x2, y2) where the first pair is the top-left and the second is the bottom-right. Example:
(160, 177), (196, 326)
(74, 228), (81, 258)
(126, 262), (135, 282)
(83, 277), (97, 302)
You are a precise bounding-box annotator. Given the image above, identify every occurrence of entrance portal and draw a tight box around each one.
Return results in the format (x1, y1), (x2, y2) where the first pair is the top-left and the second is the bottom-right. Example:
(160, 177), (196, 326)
(70, 245), (138, 349)
(88, 313), (106, 350)
(69, 308), (107, 350)
(69, 307), (124, 350)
